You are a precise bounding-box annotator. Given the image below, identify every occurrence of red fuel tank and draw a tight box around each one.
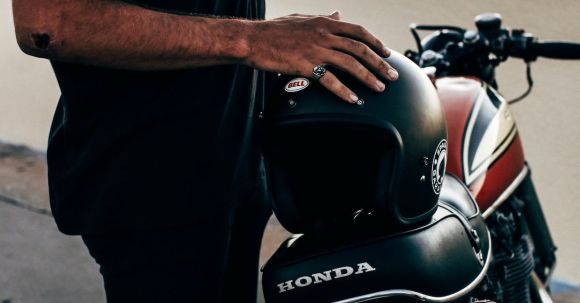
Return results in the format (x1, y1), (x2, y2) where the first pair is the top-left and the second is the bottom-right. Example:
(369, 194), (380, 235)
(437, 77), (526, 213)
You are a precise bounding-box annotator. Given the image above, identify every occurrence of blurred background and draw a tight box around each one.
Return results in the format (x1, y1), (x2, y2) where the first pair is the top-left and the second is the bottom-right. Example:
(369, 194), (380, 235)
(1, 0), (579, 302)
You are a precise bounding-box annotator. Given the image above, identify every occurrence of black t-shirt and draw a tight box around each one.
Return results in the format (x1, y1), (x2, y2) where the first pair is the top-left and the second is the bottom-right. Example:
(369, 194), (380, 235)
(47, 0), (268, 235)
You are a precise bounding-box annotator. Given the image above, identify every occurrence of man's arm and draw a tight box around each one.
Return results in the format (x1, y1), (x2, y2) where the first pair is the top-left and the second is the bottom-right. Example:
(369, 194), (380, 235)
(12, 0), (398, 103)
(12, 0), (253, 69)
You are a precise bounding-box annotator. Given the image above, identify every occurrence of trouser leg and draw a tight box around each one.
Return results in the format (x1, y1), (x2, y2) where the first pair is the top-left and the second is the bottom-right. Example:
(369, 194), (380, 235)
(222, 181), (272, 302)
(81, 185), (271, 302)
(82, 214), (231, 303)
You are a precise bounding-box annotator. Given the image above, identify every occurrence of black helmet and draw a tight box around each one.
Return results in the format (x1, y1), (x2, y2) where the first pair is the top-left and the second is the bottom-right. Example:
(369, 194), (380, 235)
(264, 52), (447, 233)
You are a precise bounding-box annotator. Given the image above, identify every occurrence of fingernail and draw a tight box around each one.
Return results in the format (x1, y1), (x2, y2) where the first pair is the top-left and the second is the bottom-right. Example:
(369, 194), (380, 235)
(376, 80), (385, 91)
(387, 68), (399, 80)
(383, 46), (391, 57)
(349, 94), (359, 103)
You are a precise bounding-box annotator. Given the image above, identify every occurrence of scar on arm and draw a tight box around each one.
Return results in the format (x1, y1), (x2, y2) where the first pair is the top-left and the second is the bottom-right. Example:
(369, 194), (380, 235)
(31, 33), (52, 49)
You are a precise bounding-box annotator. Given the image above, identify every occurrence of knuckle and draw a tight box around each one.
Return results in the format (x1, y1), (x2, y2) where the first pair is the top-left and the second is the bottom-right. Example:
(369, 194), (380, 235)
(297, 62), (312, 77)
(319, 73), (333, 85)
(333, 81), (345, 93)
(339, 85), (351, 97)
(327, 78), (342, 90)
(313, 16), (328, 25)
(380, 60), (390, 71)
(371, 55), (382, 65)
(348, 40), (364, 53)
(364, 71), (376, 83)
(315, 27), (329, 38)
(355, 24), (367, 34)
(329, 80), (344, 95)
(326, 76), (341, 90)
(359, 43), (370, 56)
(343, 56), (358, 68)
(320, 78), (332, 89)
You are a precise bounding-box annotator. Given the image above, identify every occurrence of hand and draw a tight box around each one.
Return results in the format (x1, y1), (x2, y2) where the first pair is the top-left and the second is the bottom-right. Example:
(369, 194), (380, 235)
(245, 11), (398, 104)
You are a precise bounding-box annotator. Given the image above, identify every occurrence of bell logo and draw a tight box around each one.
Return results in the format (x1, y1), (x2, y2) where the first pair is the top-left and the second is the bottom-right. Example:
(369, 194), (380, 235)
(276, 262), (376, 293)
(284, 78), (310, 92)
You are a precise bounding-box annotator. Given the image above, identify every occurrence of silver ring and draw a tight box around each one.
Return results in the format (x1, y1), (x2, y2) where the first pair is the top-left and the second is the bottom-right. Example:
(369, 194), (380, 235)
(312, 65), (327, 81)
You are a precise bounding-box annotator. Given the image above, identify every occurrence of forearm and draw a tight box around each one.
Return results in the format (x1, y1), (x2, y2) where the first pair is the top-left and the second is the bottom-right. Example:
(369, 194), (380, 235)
(13, 2), (399, 103)
(12, 0), (252, 70)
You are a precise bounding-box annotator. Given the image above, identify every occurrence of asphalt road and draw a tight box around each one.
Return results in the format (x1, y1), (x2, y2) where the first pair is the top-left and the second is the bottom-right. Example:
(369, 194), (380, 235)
(0, 201), (104, 303)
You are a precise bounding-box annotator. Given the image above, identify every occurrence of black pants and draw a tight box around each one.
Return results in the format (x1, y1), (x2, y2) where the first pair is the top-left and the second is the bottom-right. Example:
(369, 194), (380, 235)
(82, 186), (271, 303)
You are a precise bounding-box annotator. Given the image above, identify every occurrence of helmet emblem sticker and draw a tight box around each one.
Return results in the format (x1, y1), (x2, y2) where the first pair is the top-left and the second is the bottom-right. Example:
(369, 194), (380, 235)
(284, 78), (310, 92)
(431, 139), (448, 195)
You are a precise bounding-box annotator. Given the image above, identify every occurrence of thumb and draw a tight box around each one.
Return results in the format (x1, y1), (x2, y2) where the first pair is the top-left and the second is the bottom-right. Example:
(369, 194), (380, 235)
(329, 10), (342, 20)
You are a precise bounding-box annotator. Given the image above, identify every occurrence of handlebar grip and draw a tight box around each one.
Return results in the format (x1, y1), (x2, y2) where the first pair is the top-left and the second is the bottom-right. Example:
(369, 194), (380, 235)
(529, 41), (580, 59)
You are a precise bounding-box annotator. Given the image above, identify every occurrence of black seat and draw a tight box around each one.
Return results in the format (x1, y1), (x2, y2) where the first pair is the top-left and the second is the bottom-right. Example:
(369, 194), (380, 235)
(261, 174), (490, 303)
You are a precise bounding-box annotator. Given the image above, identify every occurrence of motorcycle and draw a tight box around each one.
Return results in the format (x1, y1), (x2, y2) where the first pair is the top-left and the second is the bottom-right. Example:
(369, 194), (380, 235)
(260, 13), (580, 303)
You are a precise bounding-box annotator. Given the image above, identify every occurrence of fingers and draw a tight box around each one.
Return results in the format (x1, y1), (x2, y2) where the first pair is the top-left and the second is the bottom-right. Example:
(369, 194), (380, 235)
(295, 60), (358, 104)
(266, 12), (398, 104)
(330, 36), (398, 81)
(333, 22), (391, 58)
(323, 50), (386, 93)
(316, 69), (360, 104)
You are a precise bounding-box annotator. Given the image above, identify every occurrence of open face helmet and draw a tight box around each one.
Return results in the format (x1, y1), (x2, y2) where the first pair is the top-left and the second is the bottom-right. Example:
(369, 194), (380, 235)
(264, 52), (448, 233)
